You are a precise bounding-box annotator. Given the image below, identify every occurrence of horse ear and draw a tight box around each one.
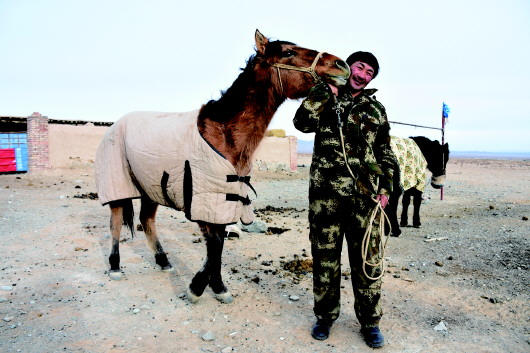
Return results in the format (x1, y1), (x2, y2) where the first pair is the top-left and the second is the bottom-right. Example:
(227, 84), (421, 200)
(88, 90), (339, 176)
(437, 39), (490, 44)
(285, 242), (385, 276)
(255, 29), (269, 56)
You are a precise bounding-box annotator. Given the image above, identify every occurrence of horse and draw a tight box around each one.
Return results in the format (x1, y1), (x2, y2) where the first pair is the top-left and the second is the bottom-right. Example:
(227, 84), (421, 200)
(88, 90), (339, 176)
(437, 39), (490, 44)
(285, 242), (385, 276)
(386, 136), (450, 237)
(94, 30), (350, 304)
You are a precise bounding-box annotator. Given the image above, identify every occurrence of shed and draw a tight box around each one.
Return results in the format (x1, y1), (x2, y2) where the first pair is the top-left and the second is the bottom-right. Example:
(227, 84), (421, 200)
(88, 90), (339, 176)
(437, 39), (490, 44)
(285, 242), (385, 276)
(0, 116), (28, 172)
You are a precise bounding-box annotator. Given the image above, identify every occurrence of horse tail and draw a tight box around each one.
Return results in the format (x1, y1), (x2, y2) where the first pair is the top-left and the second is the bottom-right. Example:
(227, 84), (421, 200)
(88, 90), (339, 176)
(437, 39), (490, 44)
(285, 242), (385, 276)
(122, 199), (135, 238)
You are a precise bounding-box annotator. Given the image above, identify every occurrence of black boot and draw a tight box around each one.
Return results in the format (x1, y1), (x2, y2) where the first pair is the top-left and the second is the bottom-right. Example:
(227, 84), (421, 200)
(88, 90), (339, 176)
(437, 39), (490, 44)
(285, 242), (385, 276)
(360, 326), (385, 348)
(311, 319), (334, 340)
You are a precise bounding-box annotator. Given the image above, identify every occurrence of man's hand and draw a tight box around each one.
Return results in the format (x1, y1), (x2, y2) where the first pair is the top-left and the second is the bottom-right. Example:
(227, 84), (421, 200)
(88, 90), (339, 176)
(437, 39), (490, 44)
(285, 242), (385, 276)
(376, 194), (389, 209)
(308, 82), (332, 101)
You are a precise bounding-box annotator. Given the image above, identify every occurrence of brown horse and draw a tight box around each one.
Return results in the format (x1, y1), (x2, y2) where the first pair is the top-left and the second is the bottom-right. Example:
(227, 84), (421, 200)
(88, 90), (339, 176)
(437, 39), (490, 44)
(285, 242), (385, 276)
(95, 30), (350, 304)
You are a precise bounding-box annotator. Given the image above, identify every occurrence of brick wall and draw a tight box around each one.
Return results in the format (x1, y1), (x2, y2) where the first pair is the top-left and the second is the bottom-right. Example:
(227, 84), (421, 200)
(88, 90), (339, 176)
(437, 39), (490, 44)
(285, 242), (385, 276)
(27, 113), (50, 172)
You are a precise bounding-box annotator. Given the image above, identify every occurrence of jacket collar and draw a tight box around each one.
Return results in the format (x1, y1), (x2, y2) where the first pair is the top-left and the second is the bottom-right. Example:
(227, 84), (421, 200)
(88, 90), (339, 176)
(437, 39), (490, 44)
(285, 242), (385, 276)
(362, 88), (378, 96)
(341, 87), (378, 104)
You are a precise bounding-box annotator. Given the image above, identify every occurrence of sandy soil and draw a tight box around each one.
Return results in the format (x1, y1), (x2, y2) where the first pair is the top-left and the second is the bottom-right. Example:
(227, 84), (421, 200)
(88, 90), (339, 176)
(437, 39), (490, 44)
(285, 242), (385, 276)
(0, 156), (529, 353)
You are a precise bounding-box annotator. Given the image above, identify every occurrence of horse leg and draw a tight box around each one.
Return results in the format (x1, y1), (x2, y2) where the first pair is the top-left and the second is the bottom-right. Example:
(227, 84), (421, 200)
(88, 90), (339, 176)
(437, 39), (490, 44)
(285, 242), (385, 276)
(187, 222), (233, 304)
(387, 190), (402, 237)
(412, 189), (423, 228)
(109, 205), (123, 280)
(206, 224), (233, 303)
(388, 160), (403, 237)
(400, 189), (411, 227)
(108, 199), (133, 280)
(139, 196), (175, 272)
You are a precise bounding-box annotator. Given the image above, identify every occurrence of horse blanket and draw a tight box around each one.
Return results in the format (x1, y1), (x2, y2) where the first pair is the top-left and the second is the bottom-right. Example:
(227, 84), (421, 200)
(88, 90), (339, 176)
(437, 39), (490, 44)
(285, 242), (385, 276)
(95, 110), (254, 225)
(390, 136), (428, 192)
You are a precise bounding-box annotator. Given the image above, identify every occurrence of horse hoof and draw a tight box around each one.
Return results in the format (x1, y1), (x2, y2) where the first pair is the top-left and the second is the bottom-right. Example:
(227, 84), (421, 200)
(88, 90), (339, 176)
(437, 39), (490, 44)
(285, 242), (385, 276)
(109, 271), (123, 280)
(390, 228), (402, 237)
(162, 266), (176, 274)
(186, 288), (201, 304)
(214, 291), (234, 304)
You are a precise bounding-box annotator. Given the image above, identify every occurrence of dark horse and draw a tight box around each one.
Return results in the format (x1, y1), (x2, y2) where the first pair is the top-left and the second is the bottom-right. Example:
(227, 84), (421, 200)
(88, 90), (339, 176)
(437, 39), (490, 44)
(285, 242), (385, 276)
(386, 136), (450, 237)
(95, 30), (350, 304)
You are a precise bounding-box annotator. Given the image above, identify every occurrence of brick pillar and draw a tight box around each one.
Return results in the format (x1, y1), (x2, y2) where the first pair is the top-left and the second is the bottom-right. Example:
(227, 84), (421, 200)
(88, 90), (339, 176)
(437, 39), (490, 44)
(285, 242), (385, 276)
(27, 112), (50, 173)
(288, 135), (298, 172)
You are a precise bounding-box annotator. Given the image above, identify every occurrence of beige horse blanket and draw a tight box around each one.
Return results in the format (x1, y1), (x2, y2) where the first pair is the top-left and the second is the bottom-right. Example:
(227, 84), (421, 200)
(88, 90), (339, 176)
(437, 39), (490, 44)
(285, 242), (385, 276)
(95, 110), (254, 225)
(390, 136), (428, 192)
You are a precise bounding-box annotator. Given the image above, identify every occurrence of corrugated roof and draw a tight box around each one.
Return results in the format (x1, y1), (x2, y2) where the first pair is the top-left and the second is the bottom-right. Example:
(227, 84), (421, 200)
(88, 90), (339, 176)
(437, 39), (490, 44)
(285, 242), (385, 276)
(0, 116), (113, 126)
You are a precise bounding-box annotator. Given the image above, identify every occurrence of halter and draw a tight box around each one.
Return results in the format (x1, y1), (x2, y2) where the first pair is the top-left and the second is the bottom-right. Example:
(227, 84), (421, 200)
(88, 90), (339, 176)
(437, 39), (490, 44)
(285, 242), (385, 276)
(271, 51), (325, 96)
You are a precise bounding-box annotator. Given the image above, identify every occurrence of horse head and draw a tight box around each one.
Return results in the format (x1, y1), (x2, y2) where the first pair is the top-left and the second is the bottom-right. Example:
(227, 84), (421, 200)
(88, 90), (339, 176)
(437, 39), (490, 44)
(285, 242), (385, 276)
(410, 136), (450, 189)
(198, 30), (350, 173)
(254, 29), (350, 99)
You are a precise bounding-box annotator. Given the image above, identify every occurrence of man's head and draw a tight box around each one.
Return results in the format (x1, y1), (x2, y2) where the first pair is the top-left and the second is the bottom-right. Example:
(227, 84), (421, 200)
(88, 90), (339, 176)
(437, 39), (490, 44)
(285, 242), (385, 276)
(345, 51), (379, 92)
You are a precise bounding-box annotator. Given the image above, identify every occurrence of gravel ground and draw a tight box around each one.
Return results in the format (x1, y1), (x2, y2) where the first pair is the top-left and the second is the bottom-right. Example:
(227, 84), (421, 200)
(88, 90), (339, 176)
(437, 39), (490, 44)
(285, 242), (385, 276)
(0, 156), (528, 353)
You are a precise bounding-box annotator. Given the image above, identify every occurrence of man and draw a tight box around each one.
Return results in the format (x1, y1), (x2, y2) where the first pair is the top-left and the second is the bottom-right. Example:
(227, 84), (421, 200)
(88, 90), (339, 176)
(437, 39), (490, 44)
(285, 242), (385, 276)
(293, 51), (394, 348)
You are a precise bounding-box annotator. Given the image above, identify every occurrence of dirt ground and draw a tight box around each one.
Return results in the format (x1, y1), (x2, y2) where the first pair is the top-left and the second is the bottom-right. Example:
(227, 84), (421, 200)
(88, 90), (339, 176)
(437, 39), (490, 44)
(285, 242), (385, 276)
(1, 155), (529, 353)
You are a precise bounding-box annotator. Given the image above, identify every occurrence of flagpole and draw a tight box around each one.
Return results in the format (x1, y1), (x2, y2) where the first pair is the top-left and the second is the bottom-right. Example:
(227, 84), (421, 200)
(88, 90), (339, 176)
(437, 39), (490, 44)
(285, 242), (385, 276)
(440, 103), (446, 200)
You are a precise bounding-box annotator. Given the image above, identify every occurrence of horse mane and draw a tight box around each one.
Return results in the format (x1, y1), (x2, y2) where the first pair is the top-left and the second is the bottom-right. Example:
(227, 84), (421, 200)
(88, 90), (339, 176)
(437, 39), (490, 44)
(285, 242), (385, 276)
(198, 40), (295, 123)
(199, 55), (260, 123)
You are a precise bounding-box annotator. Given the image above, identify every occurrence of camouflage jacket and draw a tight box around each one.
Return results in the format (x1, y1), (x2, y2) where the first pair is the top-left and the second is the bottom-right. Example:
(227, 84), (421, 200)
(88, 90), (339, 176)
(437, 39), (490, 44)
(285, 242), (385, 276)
(294, 84), (395, 199)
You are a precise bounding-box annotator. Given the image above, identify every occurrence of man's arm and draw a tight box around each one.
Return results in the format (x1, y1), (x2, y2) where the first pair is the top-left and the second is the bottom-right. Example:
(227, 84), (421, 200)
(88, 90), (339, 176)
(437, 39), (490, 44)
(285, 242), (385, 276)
(293, 83), (333, 133)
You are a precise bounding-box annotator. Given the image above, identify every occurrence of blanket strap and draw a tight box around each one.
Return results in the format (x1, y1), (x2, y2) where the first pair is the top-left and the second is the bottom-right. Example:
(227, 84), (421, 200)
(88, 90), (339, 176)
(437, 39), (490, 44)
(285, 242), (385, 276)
(226, 175), (257, 197)
(226, 194), (251, 205)
(161, 171), (179, 210)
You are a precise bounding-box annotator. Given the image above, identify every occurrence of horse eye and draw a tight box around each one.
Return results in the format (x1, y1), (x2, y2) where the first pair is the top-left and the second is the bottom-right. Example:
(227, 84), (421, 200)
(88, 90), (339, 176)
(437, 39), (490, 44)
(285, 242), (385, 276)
(282, 50), (296, 58)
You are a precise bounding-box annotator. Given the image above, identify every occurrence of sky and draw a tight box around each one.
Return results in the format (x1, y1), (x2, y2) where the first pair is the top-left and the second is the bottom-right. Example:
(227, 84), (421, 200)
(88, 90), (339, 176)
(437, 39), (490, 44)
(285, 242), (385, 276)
(1, 0), (529, 152)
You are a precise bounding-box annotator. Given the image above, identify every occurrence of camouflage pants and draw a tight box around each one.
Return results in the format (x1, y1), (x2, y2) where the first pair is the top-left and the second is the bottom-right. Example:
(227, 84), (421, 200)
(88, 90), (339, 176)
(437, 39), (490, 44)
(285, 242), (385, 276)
(309, 195), (383, 327)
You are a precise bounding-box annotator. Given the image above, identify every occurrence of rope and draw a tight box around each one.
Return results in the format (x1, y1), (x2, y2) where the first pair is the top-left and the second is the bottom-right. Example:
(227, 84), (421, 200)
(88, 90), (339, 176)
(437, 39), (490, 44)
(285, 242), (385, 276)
(361, 199), (390, 280)
(335, 102), (391, 281)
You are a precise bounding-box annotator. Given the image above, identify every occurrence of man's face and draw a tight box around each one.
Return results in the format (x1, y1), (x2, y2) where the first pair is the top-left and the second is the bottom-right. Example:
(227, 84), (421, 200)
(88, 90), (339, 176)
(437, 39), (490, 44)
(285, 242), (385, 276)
(348, 61), (375, 91)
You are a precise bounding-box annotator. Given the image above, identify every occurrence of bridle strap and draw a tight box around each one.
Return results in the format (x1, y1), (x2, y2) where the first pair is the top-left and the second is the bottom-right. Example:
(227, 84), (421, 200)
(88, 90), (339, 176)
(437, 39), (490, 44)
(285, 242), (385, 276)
(272, 51), (325, 82)
(272, 51), (325, 96)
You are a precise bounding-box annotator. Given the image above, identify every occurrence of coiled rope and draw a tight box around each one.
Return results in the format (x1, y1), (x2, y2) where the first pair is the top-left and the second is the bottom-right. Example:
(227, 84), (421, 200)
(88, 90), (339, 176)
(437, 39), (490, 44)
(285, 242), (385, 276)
(360, 198), (390, 280)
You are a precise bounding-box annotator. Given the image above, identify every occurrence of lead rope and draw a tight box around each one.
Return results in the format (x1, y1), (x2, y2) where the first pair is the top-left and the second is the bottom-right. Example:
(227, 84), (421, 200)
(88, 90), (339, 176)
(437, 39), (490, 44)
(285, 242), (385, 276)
(334, 102), (391, 281)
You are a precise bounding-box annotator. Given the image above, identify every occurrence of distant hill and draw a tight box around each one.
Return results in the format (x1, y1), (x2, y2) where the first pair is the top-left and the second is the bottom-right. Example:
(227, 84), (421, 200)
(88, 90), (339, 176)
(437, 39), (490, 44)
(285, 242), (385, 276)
(451, 151), (530, 159)
(297, 139), (314, 154)
(298, 140), (529, 159)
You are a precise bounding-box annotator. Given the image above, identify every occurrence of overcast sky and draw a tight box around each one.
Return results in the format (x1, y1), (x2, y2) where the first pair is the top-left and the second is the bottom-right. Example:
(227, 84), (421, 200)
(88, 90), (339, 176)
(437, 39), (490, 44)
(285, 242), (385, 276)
(1, 0), (529, 152)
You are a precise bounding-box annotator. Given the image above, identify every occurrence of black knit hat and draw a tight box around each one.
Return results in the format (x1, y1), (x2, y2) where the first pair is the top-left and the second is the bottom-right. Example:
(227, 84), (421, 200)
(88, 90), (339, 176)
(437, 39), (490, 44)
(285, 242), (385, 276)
(346, 51), (379, 78)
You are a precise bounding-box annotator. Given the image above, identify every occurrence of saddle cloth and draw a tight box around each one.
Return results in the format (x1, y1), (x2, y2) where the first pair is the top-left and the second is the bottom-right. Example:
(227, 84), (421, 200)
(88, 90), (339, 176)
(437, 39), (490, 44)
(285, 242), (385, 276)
(95, 109), (254, 225)
(390, 136), (428, 192)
